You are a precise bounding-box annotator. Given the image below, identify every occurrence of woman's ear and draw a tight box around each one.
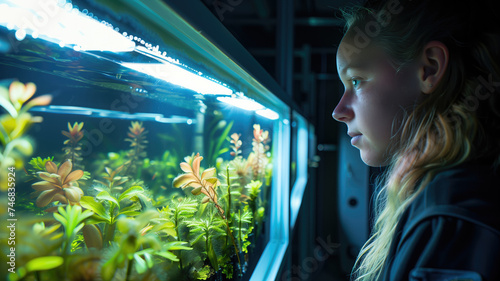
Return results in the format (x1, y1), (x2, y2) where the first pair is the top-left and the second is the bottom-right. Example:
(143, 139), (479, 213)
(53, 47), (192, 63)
(419, 41), (449, 94)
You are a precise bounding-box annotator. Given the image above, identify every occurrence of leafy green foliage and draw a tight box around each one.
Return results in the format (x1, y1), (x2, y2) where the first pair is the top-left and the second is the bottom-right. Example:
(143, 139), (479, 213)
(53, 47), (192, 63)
(206, 119), (233, 165)
(53, 205), (94, 256)
(124, 121), (148, 177)
(186, 211), (226, 271)
(28, 156), (54, 172)
(232, 208), (253, 254)
(62, 122), (84, 169)
(17, 117), (274, 280)
(0, 81), (51, 190)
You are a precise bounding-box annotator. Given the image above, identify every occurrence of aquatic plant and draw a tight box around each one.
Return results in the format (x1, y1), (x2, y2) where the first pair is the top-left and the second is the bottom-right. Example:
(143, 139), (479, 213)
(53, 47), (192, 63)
(0, 81), (51, 191)
(101, 209), (191, 281)
(229, 133), (242, 158)
(250, 124), (270, 180)
(173, 153), (224, 216)
(219, 166), (242, 246)
(124, 121), (148, 176)
(173, 153), (243, 275)
(5, 219), (63, 281)
(27, 156), (54, 172)
(163, 197), (198, 270)
(206, 119), (233, 165)
(53, 205), (93, 256)
(245, 180), (262, 223)
(31, 160), (84, 208)
(186, 211), (226, 273)
(94, 165), (129, 194)
(232, 208), (253, 254)
(80, 185), (146, 245)
(62, 122), (84, 169)
(143, 150), (179, 194)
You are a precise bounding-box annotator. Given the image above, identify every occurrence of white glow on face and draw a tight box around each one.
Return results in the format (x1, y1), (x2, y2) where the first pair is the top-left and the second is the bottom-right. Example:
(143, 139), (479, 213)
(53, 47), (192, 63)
(256, 109), (279, 120)
(216, 96), (264, 111)
(122, 63), (233, 96)
(0, 0), (135, 52)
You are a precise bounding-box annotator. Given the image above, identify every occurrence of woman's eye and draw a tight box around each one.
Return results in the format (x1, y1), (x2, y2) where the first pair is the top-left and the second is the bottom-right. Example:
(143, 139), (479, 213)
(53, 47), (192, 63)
(351, 78), (360, 87)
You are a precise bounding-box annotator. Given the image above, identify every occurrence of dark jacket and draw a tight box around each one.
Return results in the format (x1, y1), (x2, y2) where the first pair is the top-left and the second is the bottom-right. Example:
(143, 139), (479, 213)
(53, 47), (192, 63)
(380, 162), (500, 281)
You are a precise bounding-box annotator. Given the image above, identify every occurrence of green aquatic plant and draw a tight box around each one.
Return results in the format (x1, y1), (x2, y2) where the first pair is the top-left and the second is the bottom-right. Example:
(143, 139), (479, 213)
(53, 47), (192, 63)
(94, 165), (129, 194)
(143, 150), (179, 194)
(31, 160), (84, 208)
(124, 121), (148, 176)
(53, 205), (94, 277)
(80, 185), (146, 244)
(232, 208), (253, 254)
(206, 119), (233, 165)
(163, 197), (198, 271)
(62, 122), (84, 169)
(173, 153), (242, 275)
(101, 210), (191, 281)
(219, 166), (242, 247)
(26, 156), (55, 180)
(186, 211), (226, 273)
(245, 180), (262, 226)
(0, 81), (51, 191)
(28, 156), (55, 172)
(5, 219), (63, 281)
(53, 205), (93, 255)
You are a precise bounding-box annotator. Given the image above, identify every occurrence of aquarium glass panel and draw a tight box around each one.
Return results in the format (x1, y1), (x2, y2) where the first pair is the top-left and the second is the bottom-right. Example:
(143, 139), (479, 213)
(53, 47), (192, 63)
(0, 0), (290, 280)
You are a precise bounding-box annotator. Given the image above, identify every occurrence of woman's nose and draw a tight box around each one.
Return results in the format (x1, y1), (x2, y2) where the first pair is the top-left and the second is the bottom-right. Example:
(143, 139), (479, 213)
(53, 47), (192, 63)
(332, 94), (353, 122)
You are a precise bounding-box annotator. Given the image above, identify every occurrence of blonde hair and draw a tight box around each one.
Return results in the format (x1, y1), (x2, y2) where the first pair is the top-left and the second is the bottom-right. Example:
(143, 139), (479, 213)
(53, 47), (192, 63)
(341, 1), (500, 280)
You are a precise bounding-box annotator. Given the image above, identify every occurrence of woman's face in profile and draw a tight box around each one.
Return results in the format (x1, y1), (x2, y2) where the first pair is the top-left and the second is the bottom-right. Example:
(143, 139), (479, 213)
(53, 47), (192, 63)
(332, 29), (424, 166)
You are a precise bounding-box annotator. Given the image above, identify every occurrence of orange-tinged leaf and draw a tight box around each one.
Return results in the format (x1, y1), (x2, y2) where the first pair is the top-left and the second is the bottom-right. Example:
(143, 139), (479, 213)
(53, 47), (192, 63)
(180, 162), (192, 173)
(38, 172), (61, 185)
(53, 193), (68, 204)
(191, 186), (202, 196)
(64, 186), (82, 202)
(32, 181), (55, 191)
(45, 161), (58, 174)
(8, 81), (25, 103)
(25, 94), (51, 107)
(64, 170), (83, 184)
(58, 160), (72, 179)
(21, 82), (36, 103)
(204, 177), (219, 186)
(201, 167), (216, 180)
(172, 174), (198, 188)
(36, 189), (60, 207)
(192, 155), (202, 176)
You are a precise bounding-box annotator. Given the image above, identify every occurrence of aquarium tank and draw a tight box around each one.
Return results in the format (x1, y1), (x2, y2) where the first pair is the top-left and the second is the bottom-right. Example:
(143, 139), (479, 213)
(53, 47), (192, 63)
(0, 0), (292, 280)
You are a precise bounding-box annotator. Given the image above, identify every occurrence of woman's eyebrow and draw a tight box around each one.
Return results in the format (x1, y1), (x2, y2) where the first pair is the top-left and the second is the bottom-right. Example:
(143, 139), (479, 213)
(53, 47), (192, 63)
(339, 63), (370, 77)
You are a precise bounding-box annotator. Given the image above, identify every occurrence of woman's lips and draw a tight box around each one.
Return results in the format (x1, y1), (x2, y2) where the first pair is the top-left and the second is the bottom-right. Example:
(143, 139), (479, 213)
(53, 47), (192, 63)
(348, 132), (362, 146)
(351, 135), (362, 146)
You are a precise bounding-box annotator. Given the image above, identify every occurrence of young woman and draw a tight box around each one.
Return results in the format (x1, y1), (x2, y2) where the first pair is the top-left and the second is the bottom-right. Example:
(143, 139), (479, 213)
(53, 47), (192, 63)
(332, 0), (500, 280)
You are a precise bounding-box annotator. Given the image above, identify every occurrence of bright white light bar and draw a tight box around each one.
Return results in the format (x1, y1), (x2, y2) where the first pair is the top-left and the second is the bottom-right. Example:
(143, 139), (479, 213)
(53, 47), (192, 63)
(0, 0), (135, 52)
(122, 62), (233, 96)
(256, 108), (279, 120)
(29, 105), (194, 124)
(216, 96), (264, 111)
